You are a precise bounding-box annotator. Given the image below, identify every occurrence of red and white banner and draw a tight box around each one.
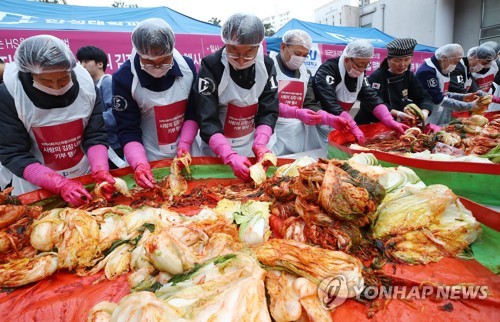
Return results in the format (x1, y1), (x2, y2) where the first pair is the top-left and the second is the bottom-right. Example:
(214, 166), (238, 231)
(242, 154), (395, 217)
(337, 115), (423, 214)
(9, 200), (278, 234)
(0, 30), (224, 71)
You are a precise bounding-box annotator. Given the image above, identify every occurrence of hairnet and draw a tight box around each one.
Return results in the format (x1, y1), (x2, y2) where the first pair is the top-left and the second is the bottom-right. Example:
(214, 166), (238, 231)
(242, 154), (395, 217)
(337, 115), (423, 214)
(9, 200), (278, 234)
(132, 18), (175, 59)
(435, 43), (463, 59)
(14, 35), (76, 74)
(482, 41), (500, 54)
(473, 44), (497, 60)
(282, 29), (313, 50)
(221, 13), (264, 46)
(467, 46), (478, 58)
(342, 39), (374, 58)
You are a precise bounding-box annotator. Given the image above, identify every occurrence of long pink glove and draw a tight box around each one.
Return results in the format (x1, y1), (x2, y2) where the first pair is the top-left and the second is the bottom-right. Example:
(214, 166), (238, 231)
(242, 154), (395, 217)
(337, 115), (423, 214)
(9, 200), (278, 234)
(124, 141), (155, 189)
(318, 110), (350, 133)
(176, 120), (198, 158)
(339, 111), (366, 145)
(425, 123), (441, 134)
(279, 102), (322, 125)
(252, 125), (274, 162)
(209, 133), (251, 181)
(88, 144), (115, 197)
(23, 162), (92, 206)
(372, 105), (409, 136)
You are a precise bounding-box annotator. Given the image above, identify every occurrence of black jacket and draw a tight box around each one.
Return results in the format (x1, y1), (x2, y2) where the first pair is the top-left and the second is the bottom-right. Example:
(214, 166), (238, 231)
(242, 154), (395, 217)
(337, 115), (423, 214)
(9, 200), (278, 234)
(449, 58), (479, 94)
(312, 57), (383, 116)
(356, 64), (434, 124)
(192, 47), (279, 144)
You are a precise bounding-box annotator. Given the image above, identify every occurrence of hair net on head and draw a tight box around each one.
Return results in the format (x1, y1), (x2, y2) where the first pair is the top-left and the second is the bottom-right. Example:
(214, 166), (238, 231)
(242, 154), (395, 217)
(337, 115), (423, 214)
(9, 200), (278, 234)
(435, 43), (463, 59)
(132, 18), (175, 59)
(467, 46), (478, 58)
(482, 41), (500, 54)
(472, 44), (497, 60)
(221, 13), (264, 46)
(14, 35), (76, 74)
(282, 29), (313, 50)
(342, 39), (374, 58)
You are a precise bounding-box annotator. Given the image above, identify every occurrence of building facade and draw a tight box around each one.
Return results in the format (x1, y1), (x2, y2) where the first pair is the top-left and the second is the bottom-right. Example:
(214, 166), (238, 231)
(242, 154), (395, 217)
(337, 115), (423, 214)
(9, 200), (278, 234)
(313, 0), (500, 49)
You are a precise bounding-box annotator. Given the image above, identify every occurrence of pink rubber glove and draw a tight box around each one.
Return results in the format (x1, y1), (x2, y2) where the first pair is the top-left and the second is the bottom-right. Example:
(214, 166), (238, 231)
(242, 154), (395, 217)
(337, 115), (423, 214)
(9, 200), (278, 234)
(209, 133), (251, 181)
(176, 120), (198, 158)
(23, 162), (92, 206)
(372, 104), (409, 136)
(318, 110), (350, 134)
(88, 144), (115, 196)
(424, 123), (442, 134)
(493, 96), (500, 104)
(339, 111), (366, 145)
(279, 102), (322, 125)
(124, 142), (155, 189)
(252, 125), (273, 162)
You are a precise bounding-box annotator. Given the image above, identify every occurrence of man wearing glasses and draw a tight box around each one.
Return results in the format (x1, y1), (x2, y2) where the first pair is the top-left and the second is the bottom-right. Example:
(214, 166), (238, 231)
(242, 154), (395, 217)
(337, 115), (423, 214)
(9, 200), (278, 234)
(192, 13), (278, 181)
(112, 18), (198, 189)
(313, 39), (408, 145)
(416, 44), (482, 125)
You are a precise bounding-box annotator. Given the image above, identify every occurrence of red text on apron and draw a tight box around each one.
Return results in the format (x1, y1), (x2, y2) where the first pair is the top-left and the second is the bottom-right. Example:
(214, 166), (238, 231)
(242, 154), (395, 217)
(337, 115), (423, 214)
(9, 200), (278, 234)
(476, 75), (494, 92)
(154, 100), (187, 146)
(443, 81), (450, 94)
(32, 120), (85, 171)
(224, 103), (258, 138)
(278, 80), (305, 107)
(338, 101), (354, 112)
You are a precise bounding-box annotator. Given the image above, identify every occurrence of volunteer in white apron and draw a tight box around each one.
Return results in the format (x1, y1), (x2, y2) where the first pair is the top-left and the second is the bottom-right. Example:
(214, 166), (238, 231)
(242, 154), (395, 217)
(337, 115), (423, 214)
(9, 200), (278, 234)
(269, 30), (349, 156)
(416, 43), (481, 125)
(112, 18), (198, 189)
(0, 35), (114, 205)
(192, 13), (279, 181)
(313, 39), (408, 144)
(76, 45), (126, 169)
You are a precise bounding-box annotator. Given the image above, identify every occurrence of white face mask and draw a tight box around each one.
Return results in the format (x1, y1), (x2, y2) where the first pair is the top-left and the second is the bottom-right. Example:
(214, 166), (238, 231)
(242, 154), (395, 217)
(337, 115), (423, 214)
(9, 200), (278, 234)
(443, 64), (457, 74)
(347, 68), (363, 78)
(227, 57), (255, 70)
(285, 54), (307, 70)
(140, 64), (172, 78)
(33, 80), (74, 96)
(470, 63), (484, 73)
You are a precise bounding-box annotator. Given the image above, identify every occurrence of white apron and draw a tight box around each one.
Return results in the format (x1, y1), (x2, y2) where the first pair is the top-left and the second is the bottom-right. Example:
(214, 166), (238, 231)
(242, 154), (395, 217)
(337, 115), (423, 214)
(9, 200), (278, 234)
(490, 81), (500, 111)
(200, 46), (269, 157)
(130, 49), (194, 160)
(270, 52), (310, 155)
(3, 64), (95, 195)
(472, 62), (498, 93)
(0, 162), (12, 190)
(424, 58), (451, 125)
(317, 55), (364, 143)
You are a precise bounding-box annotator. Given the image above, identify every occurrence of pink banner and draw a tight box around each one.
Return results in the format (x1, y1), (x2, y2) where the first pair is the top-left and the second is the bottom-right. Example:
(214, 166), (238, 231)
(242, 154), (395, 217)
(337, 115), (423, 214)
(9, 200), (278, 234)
(319, 44), (433, 76)
(0, 30), (224, 72)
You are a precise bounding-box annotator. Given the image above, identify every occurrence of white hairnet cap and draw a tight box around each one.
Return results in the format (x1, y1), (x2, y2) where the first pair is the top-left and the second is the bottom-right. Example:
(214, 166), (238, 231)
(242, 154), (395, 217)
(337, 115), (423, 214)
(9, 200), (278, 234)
(282, 29), (313, 50)
(482, 41), (500, 54)
(221, 13), (264, 46)
(15, 35), (76, 74)
(343, 39), (374, 58)
(132, 18), (175, 58)
(468, 45), (496, 60)
(435, 43), (463, 59)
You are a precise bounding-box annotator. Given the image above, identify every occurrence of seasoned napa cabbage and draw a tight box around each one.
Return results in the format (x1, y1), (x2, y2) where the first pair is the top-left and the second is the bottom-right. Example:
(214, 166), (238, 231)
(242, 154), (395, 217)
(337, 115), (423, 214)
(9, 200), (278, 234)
(373, 184), (482, 264)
